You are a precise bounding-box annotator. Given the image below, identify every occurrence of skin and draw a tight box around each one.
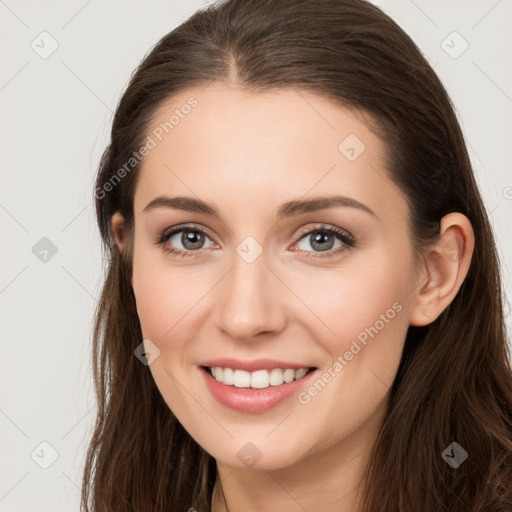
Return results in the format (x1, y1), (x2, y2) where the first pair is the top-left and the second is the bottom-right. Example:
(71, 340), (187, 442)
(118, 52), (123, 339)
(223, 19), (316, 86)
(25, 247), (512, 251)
(111, 84), (474, 511)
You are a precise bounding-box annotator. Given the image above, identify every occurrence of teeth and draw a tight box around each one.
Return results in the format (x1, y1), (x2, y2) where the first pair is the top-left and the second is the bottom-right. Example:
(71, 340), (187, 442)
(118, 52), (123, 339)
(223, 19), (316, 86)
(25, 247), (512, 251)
(222, 367), (234, 385)
(209, 366), (311, 389)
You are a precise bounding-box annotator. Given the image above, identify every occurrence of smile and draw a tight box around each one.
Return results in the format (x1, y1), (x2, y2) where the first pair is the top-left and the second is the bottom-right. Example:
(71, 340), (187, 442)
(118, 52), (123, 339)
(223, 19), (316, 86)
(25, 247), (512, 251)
(205, 366), (313, 389)
(199, 363), (319, 413)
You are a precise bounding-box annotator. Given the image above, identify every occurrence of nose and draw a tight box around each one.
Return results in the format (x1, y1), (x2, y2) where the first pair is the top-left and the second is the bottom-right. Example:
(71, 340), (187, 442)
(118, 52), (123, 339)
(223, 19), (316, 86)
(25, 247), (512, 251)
(214, 247), (287, 342)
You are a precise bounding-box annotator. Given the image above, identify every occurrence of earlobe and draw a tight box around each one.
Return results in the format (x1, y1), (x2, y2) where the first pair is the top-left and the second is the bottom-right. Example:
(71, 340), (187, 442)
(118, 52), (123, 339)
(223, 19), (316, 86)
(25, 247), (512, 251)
(409, 212), (474, 326)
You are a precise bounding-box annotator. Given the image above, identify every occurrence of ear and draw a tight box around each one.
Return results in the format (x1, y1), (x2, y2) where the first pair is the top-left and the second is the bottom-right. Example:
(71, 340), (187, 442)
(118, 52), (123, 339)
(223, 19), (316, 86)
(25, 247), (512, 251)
(111, 211), (134, 288)
(408, 212), (474, 326)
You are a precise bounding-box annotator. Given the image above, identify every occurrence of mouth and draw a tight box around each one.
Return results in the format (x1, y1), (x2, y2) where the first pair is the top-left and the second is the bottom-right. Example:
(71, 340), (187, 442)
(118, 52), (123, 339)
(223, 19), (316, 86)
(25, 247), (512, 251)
(200, 365), (317, 389)
(199, 363), (319, 413)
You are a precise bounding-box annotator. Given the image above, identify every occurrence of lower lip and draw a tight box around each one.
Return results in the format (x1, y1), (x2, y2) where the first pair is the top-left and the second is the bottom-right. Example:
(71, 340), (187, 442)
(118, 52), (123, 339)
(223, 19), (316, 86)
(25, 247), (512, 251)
(200, 366), (318, 413)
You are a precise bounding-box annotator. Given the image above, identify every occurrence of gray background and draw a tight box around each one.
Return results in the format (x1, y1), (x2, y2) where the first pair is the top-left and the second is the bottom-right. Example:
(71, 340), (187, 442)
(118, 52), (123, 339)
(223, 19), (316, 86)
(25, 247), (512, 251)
(1, 0), (511, 510)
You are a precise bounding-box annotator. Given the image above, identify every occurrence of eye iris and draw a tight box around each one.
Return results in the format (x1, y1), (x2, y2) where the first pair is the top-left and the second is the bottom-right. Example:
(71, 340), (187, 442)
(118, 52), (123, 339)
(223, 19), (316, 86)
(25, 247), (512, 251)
(310, 230), (334, 251)
(182, 230), (204, 250)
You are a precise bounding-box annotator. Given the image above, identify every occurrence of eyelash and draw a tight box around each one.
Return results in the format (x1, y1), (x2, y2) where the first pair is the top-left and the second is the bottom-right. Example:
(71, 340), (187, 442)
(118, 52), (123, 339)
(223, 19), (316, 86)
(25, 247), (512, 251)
(154, 223), (356, 259)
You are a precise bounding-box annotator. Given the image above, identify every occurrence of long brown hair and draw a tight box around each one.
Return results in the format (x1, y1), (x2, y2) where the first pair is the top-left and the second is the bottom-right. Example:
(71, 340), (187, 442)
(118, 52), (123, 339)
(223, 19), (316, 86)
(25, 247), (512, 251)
(82, 0), (512, 510)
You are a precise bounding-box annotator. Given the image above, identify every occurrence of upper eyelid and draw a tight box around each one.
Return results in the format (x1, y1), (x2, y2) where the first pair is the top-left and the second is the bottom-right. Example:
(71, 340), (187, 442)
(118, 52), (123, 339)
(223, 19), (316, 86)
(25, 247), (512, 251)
(163, 223), (210, 236)
(165, 224), (216, 241)
(294, 223), (353, 240)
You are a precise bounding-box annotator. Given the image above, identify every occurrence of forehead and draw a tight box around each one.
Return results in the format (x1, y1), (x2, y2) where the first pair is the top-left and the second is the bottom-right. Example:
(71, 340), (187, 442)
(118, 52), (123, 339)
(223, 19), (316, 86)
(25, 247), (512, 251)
(133, 85), (407, 223)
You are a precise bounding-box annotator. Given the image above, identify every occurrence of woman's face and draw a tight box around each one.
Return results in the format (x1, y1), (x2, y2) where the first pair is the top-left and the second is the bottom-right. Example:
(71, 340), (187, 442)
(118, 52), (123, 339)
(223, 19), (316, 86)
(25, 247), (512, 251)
(125, 84), (422, 470)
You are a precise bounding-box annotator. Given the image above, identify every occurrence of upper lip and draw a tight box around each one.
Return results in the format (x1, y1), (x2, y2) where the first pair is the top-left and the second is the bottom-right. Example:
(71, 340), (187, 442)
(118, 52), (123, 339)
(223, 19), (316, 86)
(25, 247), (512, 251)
(200, 358), (316, 372)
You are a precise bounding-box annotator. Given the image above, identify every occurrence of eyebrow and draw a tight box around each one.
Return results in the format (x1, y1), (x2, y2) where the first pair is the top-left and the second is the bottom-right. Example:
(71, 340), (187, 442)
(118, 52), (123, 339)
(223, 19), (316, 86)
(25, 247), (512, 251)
(143, 194), (377, 220)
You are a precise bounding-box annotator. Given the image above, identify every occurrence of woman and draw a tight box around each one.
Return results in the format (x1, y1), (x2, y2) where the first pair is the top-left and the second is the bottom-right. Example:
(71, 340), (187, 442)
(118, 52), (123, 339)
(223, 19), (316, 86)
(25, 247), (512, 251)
(82, 0), (512, 510)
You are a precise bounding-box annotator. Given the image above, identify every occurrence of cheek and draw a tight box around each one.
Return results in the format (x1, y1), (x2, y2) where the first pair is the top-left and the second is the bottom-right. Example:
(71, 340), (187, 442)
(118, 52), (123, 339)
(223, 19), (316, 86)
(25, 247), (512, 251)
(288, 257), (411, 449)
(131, 241), (180, 340)
(133, 278), (195, 352)
(307, 251), (408, 318)
(131, 244), (216, 346)
(321, 271), (407, 351)
(130, 249), (206, 409)
(294, 248), (413, 383)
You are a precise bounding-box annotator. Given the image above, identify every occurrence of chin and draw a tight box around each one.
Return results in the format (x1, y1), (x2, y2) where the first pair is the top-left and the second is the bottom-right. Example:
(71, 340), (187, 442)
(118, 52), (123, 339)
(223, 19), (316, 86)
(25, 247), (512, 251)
(204, 435), (312, 471)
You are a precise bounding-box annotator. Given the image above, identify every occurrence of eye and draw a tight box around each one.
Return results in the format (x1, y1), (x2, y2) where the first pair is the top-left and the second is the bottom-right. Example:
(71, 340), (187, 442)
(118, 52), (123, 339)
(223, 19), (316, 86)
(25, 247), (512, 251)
(155, 224), (216, 257)
(154, 223), (355, 259)
(291, 224), (355, 258)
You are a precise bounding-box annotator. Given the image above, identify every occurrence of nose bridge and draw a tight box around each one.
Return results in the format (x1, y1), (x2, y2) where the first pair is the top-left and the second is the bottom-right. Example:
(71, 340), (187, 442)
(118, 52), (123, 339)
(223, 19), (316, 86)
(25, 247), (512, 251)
(215, 238), (284, 340)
